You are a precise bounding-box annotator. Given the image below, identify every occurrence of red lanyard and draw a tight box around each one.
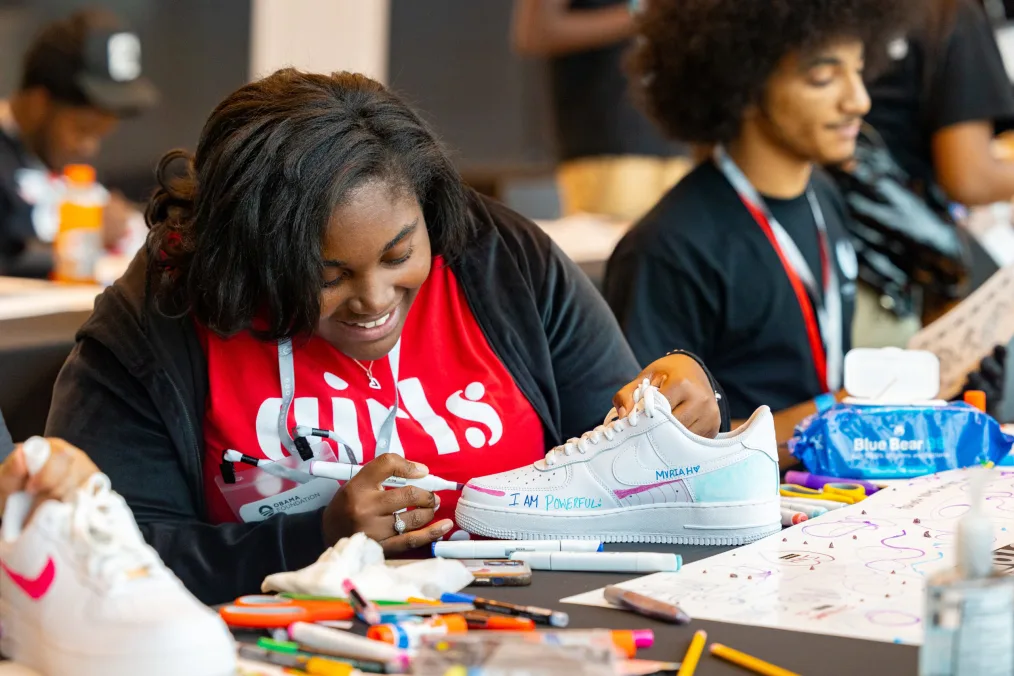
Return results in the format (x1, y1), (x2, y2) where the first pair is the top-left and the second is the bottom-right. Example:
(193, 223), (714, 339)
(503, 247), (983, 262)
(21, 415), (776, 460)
(714, 147), (842, 393)
(743, 198), (830, 390)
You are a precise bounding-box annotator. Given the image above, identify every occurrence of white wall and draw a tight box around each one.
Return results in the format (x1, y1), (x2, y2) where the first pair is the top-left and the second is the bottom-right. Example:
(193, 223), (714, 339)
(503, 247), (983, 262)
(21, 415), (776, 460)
(250, 0), (390, 83)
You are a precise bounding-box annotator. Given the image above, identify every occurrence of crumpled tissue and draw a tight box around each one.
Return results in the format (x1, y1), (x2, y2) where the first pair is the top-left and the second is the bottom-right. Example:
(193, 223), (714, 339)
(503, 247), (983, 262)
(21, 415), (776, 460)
(261, 532), (473, 600)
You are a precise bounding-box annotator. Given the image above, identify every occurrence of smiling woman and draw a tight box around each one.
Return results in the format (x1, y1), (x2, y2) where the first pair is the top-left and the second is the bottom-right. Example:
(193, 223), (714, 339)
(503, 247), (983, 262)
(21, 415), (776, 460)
(43, 68), (728, 605)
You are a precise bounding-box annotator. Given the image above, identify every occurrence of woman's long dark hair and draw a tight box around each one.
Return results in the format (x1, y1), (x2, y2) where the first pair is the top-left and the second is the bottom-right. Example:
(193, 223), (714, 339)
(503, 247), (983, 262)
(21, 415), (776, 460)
(146, 68), (473, 341)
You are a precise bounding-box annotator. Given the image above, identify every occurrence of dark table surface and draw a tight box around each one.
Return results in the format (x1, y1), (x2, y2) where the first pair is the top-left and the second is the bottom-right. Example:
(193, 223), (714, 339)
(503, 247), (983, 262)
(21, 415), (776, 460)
(0, 311), (90, 444)
(486, 542), (917, 675)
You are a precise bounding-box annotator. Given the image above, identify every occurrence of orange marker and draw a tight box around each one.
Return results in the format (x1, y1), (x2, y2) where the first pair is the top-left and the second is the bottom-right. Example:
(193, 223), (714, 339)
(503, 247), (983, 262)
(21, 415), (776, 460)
(463, 610), (535, 631)
(964, 390), (987, 413)
(367, 614), (467, 649)
(780, 508), (808, 526)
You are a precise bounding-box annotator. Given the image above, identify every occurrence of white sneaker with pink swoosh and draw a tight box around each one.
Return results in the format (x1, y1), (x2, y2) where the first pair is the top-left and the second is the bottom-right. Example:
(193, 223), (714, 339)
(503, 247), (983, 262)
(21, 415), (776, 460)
(455, 381), (781, 544)
(0, 474), (235, 676)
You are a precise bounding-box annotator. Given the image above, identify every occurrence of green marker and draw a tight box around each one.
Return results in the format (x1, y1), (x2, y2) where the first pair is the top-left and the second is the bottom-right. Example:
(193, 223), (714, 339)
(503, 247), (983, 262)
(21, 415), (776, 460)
(242, 642), (389, 674)
(279, 593), (408, 606)
(257, 637), (298, 653)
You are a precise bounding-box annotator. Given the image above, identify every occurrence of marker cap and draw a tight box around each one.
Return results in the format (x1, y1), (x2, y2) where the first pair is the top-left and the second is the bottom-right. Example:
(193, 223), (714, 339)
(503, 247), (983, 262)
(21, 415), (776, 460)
(21, 437), (51, 477)
(366, 624), (404, 648)
(435, 614), (468, 633)
(440, 592), (474, 604)
(631, 629), (654, 648)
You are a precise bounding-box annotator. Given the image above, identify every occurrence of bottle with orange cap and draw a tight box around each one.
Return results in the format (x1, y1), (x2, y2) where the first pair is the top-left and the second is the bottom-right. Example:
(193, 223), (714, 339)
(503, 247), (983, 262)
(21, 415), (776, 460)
(53, 164), (104, 283)
(367, 614), (468, 650)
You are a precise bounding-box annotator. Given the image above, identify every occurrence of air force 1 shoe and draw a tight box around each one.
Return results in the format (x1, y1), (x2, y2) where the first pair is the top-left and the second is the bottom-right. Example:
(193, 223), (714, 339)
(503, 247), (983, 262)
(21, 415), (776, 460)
(0, 474), (236, 676)
(456, 381), (781, 544)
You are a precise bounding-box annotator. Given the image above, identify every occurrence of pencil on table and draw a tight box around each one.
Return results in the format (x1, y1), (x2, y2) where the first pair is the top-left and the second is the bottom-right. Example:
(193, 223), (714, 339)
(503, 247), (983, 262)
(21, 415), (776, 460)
(676, 629), (707, 676)
(709, 642), (800, 676)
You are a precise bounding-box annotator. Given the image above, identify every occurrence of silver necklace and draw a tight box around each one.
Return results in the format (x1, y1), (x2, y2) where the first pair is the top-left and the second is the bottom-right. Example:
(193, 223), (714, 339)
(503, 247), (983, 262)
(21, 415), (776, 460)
(353, 360), (382, 389)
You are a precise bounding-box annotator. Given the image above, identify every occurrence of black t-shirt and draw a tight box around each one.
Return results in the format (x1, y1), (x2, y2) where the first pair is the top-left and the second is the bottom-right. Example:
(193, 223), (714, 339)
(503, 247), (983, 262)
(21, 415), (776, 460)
(603, 161), (857, 420)
(549, 0), (677, 161)
(865, 0), (1014, 190)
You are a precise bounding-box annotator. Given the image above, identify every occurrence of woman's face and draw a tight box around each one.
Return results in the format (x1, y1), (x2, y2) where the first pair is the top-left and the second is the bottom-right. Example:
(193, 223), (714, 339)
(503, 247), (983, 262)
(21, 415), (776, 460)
(317, 178), (432, 362)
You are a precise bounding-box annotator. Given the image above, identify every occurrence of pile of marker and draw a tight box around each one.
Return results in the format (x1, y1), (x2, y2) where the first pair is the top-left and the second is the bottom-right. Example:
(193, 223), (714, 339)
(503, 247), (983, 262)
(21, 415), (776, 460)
(778, 470), (880, 526)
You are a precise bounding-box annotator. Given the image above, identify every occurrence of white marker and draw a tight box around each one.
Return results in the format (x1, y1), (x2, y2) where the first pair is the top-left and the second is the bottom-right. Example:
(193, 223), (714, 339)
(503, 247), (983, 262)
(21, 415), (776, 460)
(21, 437), (51, 477)
(309, 461), (463, 492)
(781, 496), (848, 511)
(289, 622), (406, 664)
(433, 540), (603, 559)
(509, 551), (681, 573)
(779, 499), (828, 518)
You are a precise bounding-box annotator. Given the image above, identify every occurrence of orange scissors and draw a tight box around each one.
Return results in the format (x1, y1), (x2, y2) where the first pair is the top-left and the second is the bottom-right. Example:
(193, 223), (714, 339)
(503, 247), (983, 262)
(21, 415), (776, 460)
(219, 594), (354, 628)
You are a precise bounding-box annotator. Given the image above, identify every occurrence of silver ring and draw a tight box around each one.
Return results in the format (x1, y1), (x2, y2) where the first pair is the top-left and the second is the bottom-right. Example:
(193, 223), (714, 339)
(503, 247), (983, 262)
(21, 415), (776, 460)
(393, 512), (406, 535)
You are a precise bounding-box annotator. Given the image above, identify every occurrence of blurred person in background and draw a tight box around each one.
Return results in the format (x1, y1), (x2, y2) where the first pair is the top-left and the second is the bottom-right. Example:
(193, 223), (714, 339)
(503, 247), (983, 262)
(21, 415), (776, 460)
(512, 0), (691, 222)
(867, 0), (1014, 208)
(847, 0), (1014, 346)
(0, 8), (158, 278)
(603, 0), (916, 462)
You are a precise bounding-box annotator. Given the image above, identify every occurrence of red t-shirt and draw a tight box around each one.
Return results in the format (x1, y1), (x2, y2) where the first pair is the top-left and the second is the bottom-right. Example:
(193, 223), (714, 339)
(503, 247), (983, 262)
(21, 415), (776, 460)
(195, 256), (545, 535)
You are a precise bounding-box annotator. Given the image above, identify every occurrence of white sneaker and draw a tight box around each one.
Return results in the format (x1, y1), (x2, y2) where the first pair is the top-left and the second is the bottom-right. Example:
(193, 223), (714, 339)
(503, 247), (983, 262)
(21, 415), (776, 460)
(456, 381), (781, 545)
(0, 474), (236, 676)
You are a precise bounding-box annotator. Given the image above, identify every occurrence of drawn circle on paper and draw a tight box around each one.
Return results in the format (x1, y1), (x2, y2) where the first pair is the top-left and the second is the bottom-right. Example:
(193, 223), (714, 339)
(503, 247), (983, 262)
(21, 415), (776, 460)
(935, 503), (970, 520)
(257, 473), (284, 497)
(866, 610), (920, 627)
(801, 518), (882, 538)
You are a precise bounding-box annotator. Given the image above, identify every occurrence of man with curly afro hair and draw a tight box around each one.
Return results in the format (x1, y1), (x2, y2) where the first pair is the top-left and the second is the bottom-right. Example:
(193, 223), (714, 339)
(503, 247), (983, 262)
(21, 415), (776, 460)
(603, 0), (917, 464)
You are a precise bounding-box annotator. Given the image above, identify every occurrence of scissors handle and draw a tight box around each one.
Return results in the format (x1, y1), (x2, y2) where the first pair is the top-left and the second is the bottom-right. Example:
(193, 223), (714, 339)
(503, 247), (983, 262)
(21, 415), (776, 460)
(779, 483), (862, 504)
(825, 482), (867, 502)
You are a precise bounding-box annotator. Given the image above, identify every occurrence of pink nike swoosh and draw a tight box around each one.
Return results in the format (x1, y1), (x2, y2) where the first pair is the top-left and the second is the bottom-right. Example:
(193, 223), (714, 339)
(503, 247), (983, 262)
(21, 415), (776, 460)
(614, 479), (683, 500)
(2, 557), (56, 600)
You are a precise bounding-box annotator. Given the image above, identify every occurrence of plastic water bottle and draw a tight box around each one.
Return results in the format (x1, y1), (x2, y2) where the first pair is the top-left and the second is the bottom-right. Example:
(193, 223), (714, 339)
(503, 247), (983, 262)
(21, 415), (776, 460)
(53, 164), (104, 283)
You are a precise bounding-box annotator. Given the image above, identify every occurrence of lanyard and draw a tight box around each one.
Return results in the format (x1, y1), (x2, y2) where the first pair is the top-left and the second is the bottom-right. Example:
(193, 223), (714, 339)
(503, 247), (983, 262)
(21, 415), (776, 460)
(713, 147), (843, 392)
(277, 338), (401, 462)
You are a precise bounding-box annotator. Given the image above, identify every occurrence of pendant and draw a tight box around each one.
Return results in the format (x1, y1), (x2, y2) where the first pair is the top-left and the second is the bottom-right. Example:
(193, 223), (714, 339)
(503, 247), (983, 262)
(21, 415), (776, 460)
(368, 376), (382, 390)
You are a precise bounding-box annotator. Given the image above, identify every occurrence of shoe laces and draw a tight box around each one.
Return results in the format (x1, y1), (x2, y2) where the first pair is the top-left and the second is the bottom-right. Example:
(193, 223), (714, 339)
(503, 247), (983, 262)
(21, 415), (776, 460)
(69, 474), (159, 589)
(545, 379), (658, 466)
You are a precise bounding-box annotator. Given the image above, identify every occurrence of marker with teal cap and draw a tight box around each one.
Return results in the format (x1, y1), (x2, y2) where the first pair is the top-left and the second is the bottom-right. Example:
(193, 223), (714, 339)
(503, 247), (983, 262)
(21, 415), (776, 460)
(431, 539), (603, 559)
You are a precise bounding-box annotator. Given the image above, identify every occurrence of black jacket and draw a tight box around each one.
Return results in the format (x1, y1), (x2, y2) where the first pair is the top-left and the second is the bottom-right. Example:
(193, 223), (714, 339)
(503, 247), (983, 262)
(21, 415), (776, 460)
(46, 193), (728, 604)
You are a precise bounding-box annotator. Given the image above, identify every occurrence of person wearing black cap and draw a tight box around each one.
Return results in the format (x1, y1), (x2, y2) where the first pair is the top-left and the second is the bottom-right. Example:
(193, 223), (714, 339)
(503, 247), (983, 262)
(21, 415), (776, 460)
(0, 8), (158, 278)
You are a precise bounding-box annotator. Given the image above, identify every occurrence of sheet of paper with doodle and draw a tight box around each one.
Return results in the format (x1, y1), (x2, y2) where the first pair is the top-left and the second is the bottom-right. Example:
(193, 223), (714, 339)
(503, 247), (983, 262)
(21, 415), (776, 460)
(907, 265), (1014, 399)
(562, 468), (1014, 646)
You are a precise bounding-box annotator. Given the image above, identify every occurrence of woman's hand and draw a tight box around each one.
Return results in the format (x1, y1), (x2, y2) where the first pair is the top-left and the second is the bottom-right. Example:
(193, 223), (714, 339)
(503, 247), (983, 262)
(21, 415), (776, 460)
(0, 438), (99, 516)
(322, 454), (453, 553)
(614, 354), (722, 438)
